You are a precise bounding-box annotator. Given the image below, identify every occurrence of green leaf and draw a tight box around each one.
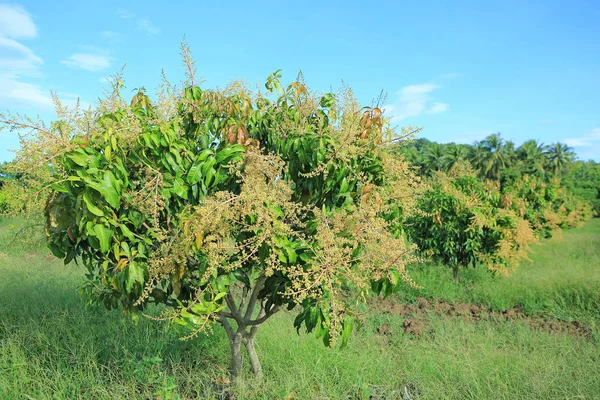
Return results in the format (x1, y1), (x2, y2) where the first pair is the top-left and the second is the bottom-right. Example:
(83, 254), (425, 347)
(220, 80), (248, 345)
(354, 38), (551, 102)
(213, 274), (231, 293)
(284, 246), (297, 264)
(320, 93), (335, 108)
(104, 145), (112, 161)
(187, 160), (203, 185)
(172, 178), (188, 198)
(388, 270), (399, 286)
(308, 307), (319, 332)
(299, 252), (312, 262)
(93, 224), (111, 253)
(205, 167), (216, 187)
(111, 136), (117, 151)
(277, 249), (287, 263)
(213, 292), (227, 301)
(119, 224), (135, 241)
(293, 312), (306, 333)
(232, 269), (251, 287)
(340, 316), (353, 349)
(87, 172), (120, 209)
(197, 148), (214, 161)
(126, 261), (145, 292)
(164, 151), (180, 173)
(340, 178), (349, 194)
(191, 303), (209, 314)
(216, 145), (245, 164)
(83, 191), (105, 216)
(66, 148), (91, 167)
(50, 182), (69, 193)
(200, 157), (216, 177)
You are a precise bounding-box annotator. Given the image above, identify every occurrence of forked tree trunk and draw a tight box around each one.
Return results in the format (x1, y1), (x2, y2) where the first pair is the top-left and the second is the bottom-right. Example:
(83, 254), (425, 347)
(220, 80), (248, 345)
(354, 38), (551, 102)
(218, 278), (279, 384)
(225, 325), (265, 383)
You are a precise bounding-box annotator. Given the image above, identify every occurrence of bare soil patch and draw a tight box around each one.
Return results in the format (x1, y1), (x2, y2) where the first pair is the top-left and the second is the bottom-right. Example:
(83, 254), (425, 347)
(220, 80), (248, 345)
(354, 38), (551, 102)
(370, 296), (593, 339)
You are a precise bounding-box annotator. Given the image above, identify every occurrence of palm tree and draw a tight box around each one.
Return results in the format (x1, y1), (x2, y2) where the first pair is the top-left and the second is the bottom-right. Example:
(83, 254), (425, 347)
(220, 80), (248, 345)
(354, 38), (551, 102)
(422, 143), (446, 174)
(545, 142), (575, 175)
(504, 140), (518, 167)
(517, 140), (546, 176)
(482, 133), (507, 180)
(444, 144), (468, 171)
(469, 141), (488, 176)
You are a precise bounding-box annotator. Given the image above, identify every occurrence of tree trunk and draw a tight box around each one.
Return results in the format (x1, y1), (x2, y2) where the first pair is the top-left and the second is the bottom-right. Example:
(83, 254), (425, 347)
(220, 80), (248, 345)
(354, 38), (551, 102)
(227, 329), (264, 383)
(244, 337), (263, 381)
(218, 279), (279, 384)
(453, 264), (460, 281)
(229, 332), (244, 383)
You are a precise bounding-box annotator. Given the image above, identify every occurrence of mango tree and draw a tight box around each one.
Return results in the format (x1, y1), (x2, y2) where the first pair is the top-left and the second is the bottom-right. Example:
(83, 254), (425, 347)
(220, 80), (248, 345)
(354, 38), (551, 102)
(407, 169), (535, 279)
(5, 53), (423, 381)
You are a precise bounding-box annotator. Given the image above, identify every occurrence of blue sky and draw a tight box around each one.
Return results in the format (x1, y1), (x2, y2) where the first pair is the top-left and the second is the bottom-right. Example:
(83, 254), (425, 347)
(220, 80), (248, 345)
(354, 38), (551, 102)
(1, 0), (599, 161)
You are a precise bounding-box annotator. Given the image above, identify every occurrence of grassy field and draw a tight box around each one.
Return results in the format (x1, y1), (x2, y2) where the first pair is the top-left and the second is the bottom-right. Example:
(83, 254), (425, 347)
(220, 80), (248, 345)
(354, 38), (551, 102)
(0, 219), (599, 399)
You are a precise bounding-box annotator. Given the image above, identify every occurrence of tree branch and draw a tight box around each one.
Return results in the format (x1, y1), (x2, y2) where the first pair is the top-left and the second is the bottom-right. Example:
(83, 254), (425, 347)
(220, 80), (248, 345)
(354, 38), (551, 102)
(248, 302), (266, 338)
(219, 311), (235, 319)
(225, 292), (243, 322)
(378, 127), (422, 147)
(247, 303), (280, 326)
(238, 286), (249, 313)
(7, 223), (44, 247)
(217, 312), (235, 341)
(0, 119), (51, 136)
(244, 275), (267, 320)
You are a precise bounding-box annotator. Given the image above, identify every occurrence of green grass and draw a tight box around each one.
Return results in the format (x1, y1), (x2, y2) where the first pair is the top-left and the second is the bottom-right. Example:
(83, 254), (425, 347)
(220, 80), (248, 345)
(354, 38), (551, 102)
(0, 219), (599, 399)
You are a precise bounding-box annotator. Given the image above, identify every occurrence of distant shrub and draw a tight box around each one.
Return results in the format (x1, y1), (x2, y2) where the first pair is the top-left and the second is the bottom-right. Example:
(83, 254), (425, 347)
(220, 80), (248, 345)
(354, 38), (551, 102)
(501, 176), (593, 237)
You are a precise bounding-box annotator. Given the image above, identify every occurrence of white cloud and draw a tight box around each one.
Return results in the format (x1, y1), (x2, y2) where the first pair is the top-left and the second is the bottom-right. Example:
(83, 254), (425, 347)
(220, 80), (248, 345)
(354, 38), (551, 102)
(0, 5), (88, 111)
(563, 138), (588, 147)
(117, 9), (160, 35)
(384, 83), (448, 121)
(0, 77), (89, 112)
(0, 75), (53, 109)
(62, 53), (112, 72)
(136, 18), (160, 35)
(0, 36), (42, 73)
(0, 5), (49, 109)
(118, 8), (134, 19)
(564, 128), (600, 148)
(427, 102), (449, 114)
(0, 77), (87, 111)
(565, 129), (600, 161)
(0, 4), (37, 39)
